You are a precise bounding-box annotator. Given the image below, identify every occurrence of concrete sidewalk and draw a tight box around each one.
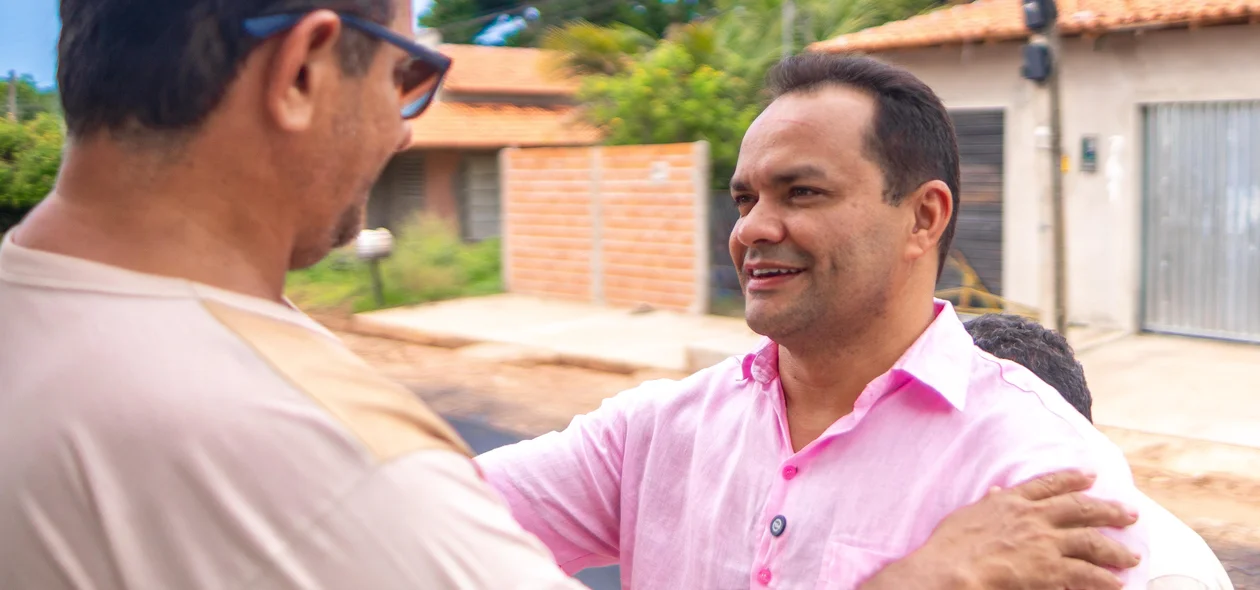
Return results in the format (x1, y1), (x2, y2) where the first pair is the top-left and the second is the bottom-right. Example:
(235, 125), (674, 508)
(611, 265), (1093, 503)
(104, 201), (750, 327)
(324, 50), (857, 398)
(350, 295), (1260, 458)
(1081, 334), (1260, 451)
(352, 294), (762, 374)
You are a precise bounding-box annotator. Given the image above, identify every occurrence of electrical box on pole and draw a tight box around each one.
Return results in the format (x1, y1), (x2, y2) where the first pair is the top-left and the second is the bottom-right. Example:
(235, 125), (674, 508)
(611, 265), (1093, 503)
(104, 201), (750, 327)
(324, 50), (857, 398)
(1022, 0), (1058, 31)
(1021, 43), (1052, 83)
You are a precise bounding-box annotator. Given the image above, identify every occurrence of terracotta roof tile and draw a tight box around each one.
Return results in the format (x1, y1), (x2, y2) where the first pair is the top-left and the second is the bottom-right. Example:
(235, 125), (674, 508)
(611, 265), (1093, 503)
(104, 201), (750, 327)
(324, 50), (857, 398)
(407, 102), (601, 149)
(437, 44), (579, 96)
(810, 0), (1260, 53)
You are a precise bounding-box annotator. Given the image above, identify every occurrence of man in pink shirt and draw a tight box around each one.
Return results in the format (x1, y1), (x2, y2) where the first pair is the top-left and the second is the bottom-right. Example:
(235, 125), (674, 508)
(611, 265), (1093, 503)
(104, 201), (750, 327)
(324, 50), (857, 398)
(476, 53), (1151, 589)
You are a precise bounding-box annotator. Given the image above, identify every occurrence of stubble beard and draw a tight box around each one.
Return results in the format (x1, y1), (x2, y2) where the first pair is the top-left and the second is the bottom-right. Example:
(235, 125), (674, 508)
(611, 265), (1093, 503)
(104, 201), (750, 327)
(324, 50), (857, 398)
(331, 198), (367, 249)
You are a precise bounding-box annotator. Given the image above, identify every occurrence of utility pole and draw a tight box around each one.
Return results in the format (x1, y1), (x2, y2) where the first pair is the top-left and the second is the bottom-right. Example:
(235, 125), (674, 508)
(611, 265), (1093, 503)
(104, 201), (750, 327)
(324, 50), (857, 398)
(1046, 24), (1068, 336)
(781, 0), (796, 59)
(1020, 0), (1067, 335)
(6, 70), (16, 122)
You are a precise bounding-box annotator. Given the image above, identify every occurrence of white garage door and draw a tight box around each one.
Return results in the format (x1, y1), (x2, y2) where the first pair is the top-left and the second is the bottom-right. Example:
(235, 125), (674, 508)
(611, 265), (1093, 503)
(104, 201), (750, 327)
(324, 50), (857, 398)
(1142, 102), (1260, 343)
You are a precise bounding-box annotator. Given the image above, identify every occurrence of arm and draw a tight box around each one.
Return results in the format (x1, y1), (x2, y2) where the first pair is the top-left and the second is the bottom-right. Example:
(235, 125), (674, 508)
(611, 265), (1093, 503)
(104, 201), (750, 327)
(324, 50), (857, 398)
(474, 384), (657, 574)
(999, 436), (1152, 588)
(244, 451), (588, 589)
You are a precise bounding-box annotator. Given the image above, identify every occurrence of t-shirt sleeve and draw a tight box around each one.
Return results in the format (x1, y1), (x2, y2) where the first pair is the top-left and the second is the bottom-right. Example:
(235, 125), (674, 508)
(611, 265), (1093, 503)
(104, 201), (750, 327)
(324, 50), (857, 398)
(243, 451), (587, 590)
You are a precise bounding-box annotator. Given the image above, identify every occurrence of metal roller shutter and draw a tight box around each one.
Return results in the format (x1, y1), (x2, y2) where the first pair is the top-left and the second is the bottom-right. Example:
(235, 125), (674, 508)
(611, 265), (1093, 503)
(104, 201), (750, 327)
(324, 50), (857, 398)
(940, 109), (1005, 296)
(367, 151), (426, 233)
(1142, 101), (1260, 343)
(461, 152), (502, 242)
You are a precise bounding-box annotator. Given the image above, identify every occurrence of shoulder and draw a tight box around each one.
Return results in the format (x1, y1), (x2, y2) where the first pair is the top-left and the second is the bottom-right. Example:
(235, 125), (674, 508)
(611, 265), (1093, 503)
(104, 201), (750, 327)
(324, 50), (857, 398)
(958, 348), (1134, 485)
(965, 348), (1103, 441)
(24, 297), (473, 503)
(595, 352), (757, 425)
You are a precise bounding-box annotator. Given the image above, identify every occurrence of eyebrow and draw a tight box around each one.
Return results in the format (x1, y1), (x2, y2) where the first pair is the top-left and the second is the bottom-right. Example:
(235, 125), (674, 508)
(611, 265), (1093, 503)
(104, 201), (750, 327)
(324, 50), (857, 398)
(730, 164), (829, 193)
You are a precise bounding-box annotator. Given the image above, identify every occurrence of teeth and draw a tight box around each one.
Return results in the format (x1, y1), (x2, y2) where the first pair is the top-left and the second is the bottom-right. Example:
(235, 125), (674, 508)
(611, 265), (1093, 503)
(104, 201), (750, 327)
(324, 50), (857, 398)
(751, 268), (801, 278)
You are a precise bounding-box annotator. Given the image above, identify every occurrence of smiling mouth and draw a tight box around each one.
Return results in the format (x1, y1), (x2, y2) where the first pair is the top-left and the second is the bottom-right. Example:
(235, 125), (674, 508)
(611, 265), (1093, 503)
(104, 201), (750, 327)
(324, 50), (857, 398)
(749, 268), (804, 278)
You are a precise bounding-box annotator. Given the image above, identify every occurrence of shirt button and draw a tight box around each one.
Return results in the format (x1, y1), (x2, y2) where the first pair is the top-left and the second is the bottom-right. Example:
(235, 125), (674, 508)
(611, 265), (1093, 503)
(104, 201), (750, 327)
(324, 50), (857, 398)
(757, 568), (772, 585)
(770, 514), (787, 537)
(782, 465), (798, 480)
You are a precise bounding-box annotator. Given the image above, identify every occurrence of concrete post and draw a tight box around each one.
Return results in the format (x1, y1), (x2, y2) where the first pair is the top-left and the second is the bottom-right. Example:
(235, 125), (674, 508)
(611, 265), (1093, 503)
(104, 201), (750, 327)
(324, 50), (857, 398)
(691, 141), (712, 315)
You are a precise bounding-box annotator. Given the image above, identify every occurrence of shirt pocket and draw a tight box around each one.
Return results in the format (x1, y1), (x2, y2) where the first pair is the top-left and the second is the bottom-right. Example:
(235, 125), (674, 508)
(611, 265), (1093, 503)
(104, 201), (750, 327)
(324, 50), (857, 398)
(814, 539), (901, 590)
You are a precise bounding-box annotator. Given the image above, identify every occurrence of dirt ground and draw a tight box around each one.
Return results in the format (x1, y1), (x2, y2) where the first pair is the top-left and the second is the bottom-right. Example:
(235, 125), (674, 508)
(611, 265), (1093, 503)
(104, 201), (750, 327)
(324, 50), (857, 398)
(339, 330), (1260, 588)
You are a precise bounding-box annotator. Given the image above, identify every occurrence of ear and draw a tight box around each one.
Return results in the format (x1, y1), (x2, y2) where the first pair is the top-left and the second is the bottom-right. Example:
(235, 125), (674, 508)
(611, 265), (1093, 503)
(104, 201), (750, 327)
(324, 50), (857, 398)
(263, 10), (344, 133)
(903, 179), (954, 266)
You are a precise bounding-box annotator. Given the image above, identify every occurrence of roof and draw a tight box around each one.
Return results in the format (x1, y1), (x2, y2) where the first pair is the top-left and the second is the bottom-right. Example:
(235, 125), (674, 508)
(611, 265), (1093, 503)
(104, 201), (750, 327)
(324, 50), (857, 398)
(437, 44), (579, 96)
(810, 0), (1260, 53)
(406, 102), (601, 149)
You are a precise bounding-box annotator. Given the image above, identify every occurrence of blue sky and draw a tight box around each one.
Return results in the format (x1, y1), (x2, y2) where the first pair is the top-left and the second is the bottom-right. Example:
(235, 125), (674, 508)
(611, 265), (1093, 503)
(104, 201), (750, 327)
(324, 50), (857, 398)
(0, 0), (447, 89)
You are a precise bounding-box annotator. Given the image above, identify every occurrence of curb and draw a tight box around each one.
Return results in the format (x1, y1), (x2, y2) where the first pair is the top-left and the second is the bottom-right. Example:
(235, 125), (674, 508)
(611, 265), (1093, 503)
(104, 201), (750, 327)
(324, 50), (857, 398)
(1100, 424), (1260, 486)
(344, 314), (650, 375)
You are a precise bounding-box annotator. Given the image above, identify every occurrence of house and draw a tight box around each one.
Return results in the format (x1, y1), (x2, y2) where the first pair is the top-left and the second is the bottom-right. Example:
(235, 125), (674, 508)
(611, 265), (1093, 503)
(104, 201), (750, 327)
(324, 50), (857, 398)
(366, 42), (600, 242)
(811, 0), (1260, 344)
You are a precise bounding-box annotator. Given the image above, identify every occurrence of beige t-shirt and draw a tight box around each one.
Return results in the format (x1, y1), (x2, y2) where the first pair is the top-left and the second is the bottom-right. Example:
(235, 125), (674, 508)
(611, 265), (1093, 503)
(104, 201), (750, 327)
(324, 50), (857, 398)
(0, 231), (584, 590)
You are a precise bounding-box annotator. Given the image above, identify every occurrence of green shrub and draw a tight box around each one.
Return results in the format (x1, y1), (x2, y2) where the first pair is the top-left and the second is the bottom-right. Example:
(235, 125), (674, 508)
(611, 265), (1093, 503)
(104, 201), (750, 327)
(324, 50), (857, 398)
(0, 113), (65, 231)
(286, 214), (502, 314)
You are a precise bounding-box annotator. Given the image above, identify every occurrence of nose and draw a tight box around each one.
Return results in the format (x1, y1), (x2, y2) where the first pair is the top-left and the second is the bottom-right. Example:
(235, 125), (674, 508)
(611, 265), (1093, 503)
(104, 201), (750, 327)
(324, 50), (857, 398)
(734, 198), (787, 247)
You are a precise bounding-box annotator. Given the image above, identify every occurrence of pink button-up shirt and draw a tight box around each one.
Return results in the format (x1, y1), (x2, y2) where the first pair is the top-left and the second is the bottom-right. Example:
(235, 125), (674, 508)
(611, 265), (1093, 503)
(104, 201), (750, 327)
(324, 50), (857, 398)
(477, 302), (1151, 589)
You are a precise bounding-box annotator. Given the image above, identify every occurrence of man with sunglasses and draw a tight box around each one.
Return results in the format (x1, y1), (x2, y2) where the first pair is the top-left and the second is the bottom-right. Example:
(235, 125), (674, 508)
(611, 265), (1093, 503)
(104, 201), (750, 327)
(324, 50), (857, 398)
(0, 1), (586, 589)
(0, 2), (1144, 590)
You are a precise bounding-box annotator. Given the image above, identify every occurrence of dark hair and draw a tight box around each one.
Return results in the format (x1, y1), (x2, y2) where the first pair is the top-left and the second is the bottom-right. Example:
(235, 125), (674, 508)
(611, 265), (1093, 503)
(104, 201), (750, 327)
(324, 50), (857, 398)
(57, 0), (394, 139)
(766, 53), (961, 277)
(964, 313), (1093, 423)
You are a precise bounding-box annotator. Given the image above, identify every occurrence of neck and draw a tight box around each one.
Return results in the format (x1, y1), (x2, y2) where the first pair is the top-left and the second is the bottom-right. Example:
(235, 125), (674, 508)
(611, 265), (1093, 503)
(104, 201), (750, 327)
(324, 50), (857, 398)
(778, 291), (937, 418)
(12, 136), (293, 303)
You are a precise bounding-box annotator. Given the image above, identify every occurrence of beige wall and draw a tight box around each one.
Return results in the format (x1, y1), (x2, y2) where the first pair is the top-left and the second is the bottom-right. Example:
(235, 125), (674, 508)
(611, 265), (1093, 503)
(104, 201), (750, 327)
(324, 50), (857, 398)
(869, 23), (1260, 332)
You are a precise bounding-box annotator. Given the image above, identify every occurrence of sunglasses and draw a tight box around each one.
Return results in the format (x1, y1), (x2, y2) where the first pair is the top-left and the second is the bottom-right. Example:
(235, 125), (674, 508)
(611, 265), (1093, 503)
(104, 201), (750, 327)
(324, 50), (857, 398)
(243, 11), (452, 119)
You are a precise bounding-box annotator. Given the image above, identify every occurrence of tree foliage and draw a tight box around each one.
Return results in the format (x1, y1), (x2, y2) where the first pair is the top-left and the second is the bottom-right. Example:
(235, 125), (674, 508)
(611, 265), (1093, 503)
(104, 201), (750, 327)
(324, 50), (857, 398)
(0, 113), (64, 214)
(0, 74), (61, 123)
(420, 0), (717, 46)
(573, 22), (761, 187)
(545, 0), (943, 187)
(539, 20), (655, 76)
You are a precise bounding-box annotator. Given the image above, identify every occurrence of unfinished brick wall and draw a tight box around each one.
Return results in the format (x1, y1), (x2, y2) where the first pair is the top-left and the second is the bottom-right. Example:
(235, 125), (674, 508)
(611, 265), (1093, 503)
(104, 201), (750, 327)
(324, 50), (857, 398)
(501, 142), (711, 314)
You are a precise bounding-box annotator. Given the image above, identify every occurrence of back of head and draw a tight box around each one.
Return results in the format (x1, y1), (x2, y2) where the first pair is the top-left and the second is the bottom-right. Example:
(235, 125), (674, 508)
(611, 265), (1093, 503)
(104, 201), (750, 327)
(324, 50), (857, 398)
(53, 0), (415, 275)
(964, 314), (1093, 422)
(765, 53), (961, 277)
(58, 0), (392, 141)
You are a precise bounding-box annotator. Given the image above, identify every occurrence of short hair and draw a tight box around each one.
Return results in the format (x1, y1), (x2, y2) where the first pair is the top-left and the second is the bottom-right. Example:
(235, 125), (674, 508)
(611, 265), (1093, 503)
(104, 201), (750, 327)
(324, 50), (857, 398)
(964, 313), (1093, 423)
(765, 53), (961, 277)
(58, 0), (395, 139)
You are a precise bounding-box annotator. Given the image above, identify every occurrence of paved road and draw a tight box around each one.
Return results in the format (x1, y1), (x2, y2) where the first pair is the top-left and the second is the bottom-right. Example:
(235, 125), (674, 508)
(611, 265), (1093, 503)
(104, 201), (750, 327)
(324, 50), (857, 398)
(447, 416), (622, 590)
(1215, 542), (1260, 590)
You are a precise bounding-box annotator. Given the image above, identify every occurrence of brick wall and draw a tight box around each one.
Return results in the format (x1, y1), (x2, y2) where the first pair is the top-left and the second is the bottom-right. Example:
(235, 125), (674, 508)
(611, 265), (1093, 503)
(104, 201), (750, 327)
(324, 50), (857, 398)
(501, 142), (711, 314)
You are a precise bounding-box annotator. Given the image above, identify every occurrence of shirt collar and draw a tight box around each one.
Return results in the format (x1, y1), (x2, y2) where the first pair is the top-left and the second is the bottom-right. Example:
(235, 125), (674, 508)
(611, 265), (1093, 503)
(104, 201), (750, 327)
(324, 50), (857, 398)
(738, 299), (974, 411)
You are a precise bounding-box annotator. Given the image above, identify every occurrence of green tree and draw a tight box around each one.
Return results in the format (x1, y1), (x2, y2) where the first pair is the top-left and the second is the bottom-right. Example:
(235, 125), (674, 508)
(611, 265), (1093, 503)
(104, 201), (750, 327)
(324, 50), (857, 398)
(419, 0), (514, 44)
(0, 113), (65, 230)
(574, 22), (762, 187)
(0, 73), (61, 123)
(539, 20), (656, 76)
(546, 0), (943, 187)
(421, 0), (717, 46)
